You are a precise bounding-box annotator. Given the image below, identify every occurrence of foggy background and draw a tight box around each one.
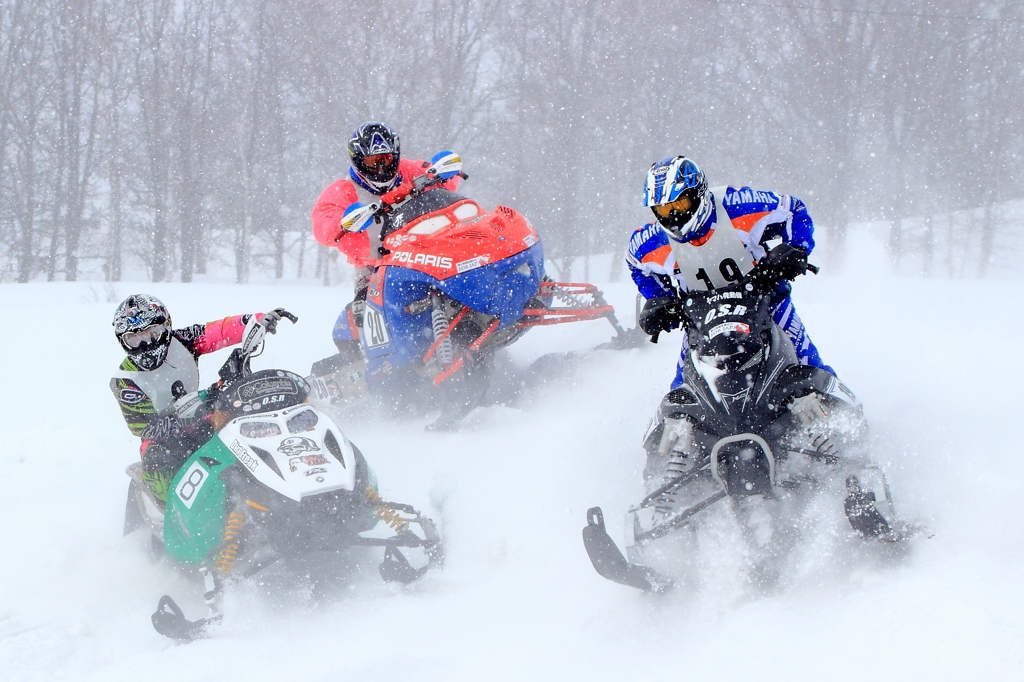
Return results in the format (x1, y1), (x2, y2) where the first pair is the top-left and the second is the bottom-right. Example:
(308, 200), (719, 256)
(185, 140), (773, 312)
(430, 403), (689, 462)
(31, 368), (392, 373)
(1, 0), (1021, 285)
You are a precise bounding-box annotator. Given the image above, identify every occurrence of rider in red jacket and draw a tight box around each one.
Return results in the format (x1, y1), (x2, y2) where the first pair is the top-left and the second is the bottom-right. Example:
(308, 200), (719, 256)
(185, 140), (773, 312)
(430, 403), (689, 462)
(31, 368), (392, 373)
(311, 122), (461, 269)
(311, 122), (460, 360)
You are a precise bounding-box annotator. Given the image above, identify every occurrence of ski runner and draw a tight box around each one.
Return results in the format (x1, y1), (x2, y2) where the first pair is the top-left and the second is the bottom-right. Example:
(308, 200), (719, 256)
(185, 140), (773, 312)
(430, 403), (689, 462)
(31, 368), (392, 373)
(110, 294), (291, 502)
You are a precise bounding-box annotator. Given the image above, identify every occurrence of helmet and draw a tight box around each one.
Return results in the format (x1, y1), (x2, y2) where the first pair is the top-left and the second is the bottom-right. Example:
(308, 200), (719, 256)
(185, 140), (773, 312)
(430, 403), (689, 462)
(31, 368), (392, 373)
(113, 294), (172, 370)
(643, 156), (713, 242)
(348, 121), (401, 193)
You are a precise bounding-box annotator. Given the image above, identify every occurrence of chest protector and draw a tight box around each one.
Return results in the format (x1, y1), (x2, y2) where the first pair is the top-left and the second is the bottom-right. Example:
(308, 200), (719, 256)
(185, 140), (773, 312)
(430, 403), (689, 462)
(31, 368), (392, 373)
(668, 186), (757, 292)
(114, 337), (200, 416)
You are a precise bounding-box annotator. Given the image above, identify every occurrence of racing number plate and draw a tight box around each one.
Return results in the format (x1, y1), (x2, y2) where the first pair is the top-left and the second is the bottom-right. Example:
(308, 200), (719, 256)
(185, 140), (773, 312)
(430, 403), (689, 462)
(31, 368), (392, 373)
(362, 305), (391, 348)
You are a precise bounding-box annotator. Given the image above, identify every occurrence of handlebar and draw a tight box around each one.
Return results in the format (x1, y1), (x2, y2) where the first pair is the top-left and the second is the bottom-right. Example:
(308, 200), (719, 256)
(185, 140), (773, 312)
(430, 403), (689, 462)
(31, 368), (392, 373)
(378, 169), (469, 213)
(213, 313), (298, 388)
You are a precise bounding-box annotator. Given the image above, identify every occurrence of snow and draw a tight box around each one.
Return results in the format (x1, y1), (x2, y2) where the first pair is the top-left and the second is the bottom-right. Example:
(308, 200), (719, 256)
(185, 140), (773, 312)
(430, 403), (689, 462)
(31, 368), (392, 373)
(2, 230), (1023, 681)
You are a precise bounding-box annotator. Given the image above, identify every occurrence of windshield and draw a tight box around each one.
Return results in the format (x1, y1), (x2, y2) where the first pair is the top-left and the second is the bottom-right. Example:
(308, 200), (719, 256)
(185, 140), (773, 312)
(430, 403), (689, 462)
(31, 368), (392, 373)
(382, 188), (466, 240)
(214, 369), (311, 417)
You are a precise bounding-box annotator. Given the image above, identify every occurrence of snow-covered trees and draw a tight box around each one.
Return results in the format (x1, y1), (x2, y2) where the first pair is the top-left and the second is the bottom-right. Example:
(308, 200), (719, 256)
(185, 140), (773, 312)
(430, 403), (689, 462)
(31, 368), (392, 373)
(1, 0), (1021, 282)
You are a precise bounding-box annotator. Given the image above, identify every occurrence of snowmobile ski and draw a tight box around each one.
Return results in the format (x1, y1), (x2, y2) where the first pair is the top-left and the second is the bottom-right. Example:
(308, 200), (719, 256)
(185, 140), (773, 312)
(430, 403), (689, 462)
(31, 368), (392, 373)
(582, 507), (673, 592)
(378, 546), (429, 584)
(151, 595), (220, 642)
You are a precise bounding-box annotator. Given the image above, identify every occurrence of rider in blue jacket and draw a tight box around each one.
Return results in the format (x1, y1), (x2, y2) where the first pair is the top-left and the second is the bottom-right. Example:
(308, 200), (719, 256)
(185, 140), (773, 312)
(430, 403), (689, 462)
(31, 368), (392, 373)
(627, 156), (835, 391)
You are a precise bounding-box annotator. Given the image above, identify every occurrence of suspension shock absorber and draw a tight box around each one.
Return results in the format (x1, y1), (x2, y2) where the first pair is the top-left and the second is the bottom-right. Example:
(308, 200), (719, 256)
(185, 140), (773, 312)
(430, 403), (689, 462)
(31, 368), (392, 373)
(550, 283), (588, 309)
(365, 485), (410, 533)
(653, 417), (696, 515)
(213, 511), (247, 575)
(431, 291), (455, 367)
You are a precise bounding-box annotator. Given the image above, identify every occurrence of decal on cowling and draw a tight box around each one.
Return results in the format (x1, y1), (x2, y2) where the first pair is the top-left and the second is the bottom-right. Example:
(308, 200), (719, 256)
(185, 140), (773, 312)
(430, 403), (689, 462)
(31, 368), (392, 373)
(229, 439), (260, 472)
(240, 377), (298, 401)
(277, 436), (320, 456)
(391, 251), (453, 269)
(288, 454), (329, 472)
(456, 255), (489, 273)
(708, 322), (751, 339)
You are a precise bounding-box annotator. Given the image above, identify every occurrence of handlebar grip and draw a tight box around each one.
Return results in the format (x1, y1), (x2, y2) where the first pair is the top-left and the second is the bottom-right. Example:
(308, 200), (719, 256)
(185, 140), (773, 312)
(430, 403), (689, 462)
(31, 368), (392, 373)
(282, 311), (298, 323)
(807, 263), (820, 275)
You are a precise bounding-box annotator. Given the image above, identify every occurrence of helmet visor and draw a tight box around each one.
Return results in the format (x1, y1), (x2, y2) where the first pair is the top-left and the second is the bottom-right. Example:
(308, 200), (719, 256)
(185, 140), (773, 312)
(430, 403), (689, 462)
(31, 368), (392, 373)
(121, 323), (169, 350)
(653, 195), (696, 221)
(362, 153), (396, 172)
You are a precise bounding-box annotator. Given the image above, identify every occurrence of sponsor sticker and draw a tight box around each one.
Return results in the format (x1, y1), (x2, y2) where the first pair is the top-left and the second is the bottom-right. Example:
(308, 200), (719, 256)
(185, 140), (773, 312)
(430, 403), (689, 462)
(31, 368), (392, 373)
(391, 251), (454, 269)
(120, 388), (145, 405)
(523, 234), (537, 247)
(239, 377), (297, 401)
(230, 439), (260, 472)
(278, 436), (320, 456)
(709, 322), (751, 339)
(288, 454), (329, 472)
(708, 291), (743, 302)
(456, 255), (489, 273)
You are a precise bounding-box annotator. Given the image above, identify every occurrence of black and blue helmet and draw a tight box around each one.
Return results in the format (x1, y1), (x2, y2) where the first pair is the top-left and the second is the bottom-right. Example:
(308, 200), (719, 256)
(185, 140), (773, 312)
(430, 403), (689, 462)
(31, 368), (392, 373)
(348, 122), (401, 193)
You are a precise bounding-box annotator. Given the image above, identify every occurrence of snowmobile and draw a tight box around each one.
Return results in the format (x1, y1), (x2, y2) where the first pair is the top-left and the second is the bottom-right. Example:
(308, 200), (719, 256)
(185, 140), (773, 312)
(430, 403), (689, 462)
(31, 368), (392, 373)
(307, 152), (642, 429)
(582, 251), (912, 592)
(123, 314), (442, 640)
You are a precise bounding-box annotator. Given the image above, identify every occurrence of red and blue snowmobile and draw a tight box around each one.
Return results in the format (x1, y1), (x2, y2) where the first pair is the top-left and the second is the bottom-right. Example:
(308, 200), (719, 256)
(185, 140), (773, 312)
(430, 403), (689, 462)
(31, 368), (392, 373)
(309, 153), (641, 428)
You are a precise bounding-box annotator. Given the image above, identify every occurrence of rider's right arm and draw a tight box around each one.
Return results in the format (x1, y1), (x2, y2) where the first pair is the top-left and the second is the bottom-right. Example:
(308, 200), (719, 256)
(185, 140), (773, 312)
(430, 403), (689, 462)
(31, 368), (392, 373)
(626, 223), (684, 300)
(311, 179), (373, 266)
(110, 375), (157, 438)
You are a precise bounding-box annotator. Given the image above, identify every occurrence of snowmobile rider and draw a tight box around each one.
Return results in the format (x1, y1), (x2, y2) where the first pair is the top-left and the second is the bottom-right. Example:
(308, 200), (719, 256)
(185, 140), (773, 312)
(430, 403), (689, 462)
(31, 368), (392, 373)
(627, 156), (836, 391)
(110, 294), (291, 503)
(310, 121), (461, 353)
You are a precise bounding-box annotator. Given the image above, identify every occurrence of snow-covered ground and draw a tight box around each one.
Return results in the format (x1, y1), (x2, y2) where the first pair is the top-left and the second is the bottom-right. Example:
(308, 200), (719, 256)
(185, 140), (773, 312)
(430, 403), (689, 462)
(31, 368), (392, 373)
(2, 231), (1022, 681)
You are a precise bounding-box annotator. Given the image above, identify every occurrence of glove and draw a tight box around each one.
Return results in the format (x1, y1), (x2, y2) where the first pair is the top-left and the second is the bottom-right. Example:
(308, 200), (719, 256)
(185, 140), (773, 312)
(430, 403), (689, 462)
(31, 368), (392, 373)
(750, 244), (808, 289)
(638, 297), (686, 336)
(173, 389), (207, 419)
(259, 308), (292, 334)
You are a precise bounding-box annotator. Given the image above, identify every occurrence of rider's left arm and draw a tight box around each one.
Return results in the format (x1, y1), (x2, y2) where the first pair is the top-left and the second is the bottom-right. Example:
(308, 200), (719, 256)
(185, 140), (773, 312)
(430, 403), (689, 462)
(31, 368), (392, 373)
(188, 315), (264, 355)
(784, 195), (815, 255)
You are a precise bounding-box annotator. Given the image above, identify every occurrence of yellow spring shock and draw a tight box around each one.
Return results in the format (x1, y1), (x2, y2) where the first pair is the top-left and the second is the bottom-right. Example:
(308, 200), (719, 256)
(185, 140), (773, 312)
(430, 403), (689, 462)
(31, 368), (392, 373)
(365, 486), (409, 533)
(214, 511), (247, 575)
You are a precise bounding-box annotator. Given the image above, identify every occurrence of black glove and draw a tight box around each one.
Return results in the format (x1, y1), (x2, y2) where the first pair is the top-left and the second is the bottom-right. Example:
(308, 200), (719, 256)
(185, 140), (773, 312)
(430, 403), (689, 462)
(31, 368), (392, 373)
(638, 297), (686, 337)
(750, 244), (809, 289)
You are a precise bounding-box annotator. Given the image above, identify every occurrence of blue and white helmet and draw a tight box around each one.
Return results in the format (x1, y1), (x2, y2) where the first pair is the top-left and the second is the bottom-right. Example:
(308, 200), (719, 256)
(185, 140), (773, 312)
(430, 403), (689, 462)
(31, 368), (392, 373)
(643, 156), (713, 242)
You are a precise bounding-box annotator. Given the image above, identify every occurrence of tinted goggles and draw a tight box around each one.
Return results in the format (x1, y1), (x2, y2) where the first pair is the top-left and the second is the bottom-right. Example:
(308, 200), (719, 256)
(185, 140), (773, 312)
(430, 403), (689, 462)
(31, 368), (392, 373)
(362, 153), (396, 171)
(653, 195), (695, 220)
